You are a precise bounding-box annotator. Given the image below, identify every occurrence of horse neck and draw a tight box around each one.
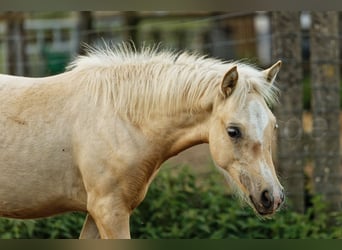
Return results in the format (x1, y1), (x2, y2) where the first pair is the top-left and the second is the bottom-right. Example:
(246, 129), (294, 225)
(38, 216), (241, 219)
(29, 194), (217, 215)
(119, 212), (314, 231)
(141, 110), (211, 159)
(133, 68), (218, 159)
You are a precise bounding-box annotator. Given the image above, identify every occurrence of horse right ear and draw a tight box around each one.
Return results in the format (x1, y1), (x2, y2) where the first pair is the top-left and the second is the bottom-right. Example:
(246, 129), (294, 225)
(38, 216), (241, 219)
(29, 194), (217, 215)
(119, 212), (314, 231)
(220, 66), (238, 98)
(263, 60), (282, 84)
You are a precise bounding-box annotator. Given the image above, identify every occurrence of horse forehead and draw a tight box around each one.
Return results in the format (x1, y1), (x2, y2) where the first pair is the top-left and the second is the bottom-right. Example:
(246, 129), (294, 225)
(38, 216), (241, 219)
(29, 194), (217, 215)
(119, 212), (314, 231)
(246, 99), (271, 142)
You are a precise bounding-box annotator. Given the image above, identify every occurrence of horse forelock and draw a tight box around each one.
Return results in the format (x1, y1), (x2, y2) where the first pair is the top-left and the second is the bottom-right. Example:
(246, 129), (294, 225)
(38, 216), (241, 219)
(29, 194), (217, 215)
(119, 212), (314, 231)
(67, 43), (278, 123)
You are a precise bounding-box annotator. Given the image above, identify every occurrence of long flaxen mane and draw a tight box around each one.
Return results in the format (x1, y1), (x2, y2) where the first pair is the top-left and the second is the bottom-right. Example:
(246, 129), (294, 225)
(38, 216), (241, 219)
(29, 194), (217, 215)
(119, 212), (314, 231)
(67, 43), (279, 123)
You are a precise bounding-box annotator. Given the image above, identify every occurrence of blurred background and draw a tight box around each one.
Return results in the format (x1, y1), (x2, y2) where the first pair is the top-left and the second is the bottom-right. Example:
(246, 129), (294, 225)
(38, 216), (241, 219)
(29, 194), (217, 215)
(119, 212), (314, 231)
(0, 11), (342, 238)
(0, 11), (276, 76)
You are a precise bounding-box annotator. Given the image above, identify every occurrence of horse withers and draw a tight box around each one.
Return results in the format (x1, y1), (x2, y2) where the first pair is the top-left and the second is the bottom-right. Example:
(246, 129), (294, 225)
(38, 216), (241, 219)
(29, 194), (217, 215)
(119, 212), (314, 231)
(0, 44), (284, 238)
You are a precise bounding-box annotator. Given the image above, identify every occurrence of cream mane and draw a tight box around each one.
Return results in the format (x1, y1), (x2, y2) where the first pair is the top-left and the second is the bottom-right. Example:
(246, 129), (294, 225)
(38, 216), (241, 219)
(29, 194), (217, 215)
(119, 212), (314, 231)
(67, 43), (278, 123)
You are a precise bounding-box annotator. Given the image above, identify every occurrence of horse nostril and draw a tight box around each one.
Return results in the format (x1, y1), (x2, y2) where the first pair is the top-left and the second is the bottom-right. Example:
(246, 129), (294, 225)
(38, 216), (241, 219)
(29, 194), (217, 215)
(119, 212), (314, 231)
(261, 190), (274, 209)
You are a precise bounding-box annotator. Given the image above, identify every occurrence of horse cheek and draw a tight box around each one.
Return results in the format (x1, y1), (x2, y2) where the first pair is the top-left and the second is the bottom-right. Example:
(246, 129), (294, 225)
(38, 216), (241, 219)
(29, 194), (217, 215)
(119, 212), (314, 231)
(209, 131), (234, 169)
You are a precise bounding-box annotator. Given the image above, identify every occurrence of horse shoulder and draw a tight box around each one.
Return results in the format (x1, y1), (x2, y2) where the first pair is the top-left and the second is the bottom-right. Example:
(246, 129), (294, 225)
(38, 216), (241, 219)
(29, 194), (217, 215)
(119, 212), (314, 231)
(74, 114), (161, 209)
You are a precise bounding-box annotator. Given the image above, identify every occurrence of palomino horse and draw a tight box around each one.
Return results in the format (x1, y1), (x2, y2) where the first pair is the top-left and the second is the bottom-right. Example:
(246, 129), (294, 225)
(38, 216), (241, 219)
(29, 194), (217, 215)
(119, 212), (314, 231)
(0, 43), (284, 238)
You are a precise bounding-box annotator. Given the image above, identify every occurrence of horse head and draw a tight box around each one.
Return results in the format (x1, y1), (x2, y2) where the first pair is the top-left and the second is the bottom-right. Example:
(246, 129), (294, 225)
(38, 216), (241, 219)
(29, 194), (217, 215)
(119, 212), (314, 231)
(209, 61), (284, 216)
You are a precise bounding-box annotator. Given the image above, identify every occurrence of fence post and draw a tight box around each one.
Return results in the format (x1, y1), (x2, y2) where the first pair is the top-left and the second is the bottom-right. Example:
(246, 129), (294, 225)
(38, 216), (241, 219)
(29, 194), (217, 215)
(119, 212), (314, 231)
(78, 11), (93, 55)
(271, 11), (305, 212)
(5, 12), (28, 76)
(310, 11), (342, 211)
(123, 11), (140, 46)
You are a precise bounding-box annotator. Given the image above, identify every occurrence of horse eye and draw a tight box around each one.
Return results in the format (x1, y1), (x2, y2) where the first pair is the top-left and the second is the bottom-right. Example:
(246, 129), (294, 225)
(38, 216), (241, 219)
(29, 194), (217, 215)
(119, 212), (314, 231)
(227, 126), (242, 139)
(275, 123), (279, 129)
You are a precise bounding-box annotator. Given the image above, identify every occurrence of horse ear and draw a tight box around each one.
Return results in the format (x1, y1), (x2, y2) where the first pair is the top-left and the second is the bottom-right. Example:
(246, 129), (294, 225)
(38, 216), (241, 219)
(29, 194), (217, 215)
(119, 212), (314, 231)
(221, 66), (238, 98)
(263, 60), (282, 84)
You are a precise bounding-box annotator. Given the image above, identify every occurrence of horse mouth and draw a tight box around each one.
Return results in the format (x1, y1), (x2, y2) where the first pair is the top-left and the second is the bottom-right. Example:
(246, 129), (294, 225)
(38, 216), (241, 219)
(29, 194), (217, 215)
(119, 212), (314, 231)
(249, 195), (275, 216)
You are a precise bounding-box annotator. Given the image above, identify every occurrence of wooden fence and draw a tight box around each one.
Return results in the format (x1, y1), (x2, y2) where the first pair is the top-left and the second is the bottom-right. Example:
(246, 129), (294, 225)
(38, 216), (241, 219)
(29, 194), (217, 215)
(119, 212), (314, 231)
(272, 11), (342, 212)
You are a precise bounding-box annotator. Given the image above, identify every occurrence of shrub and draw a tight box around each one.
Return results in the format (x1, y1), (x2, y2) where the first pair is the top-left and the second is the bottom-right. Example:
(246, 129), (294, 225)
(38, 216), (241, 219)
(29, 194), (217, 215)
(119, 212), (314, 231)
(131, 167), (342, 239)
(0, 212), (85, 239)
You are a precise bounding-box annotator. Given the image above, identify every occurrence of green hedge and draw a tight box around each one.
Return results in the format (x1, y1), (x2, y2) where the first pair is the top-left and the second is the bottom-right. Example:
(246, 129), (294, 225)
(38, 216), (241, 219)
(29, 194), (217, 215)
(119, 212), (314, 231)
(0, 167), (342, 239)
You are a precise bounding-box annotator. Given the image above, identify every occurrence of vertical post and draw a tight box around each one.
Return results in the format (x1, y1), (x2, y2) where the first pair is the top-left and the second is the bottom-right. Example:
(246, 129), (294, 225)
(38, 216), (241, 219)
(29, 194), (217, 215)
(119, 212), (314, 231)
(78, 11), (93, 55)
(310, 11), (342, 211)
(123, 11), (140, 47)
(271, 12), (304, 212)
(5, 12), (28, 76)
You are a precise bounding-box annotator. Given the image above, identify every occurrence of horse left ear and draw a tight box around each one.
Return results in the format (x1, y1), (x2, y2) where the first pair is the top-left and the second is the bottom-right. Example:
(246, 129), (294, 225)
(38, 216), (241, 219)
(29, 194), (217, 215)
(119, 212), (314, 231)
(263, 60), (282, 84)
(221, 66), (238, 98)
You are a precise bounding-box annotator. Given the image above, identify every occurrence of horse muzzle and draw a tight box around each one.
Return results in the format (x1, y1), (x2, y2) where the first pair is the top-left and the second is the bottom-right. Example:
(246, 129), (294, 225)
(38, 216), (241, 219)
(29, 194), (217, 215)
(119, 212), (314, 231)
(249, 188), (285, 216)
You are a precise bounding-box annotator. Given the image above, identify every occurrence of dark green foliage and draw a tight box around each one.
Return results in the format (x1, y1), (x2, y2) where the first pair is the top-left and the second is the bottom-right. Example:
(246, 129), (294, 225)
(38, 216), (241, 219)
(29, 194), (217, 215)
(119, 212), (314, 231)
(0, 166), (341, 238)
(0, 212), (85, 239)
(131, 168), (342, 239)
